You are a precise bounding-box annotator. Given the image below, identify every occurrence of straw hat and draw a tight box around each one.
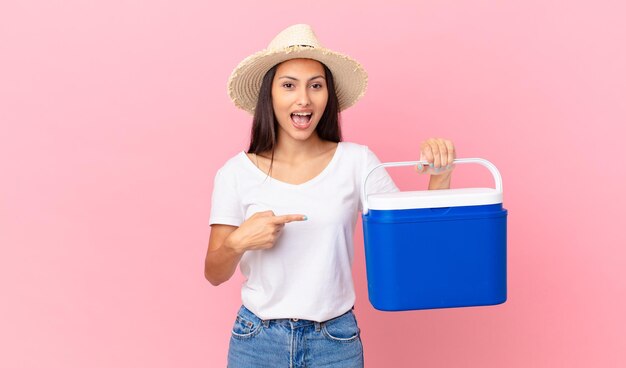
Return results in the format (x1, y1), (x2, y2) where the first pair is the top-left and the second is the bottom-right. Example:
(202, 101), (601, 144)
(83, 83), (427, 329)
(227, 24), (368, 115)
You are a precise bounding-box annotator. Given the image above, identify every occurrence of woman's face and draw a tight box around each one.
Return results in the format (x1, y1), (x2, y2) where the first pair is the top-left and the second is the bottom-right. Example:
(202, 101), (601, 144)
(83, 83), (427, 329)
(271, 58), (328, 143)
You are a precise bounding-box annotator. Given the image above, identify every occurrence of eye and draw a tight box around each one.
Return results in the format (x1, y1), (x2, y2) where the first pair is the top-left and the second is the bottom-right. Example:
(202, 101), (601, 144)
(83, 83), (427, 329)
(311, 83), (324, 89)
(282, 83), (294, 88)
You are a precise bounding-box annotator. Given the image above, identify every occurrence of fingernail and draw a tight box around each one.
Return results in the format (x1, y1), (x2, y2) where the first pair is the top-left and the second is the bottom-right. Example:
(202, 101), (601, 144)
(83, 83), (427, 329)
(417, 163), (423, 171)
(302, 215), (308, 221)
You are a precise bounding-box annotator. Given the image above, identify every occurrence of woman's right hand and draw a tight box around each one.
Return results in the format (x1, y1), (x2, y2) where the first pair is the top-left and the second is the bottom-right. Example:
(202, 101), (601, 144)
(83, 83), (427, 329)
(224, 210), (307, 254)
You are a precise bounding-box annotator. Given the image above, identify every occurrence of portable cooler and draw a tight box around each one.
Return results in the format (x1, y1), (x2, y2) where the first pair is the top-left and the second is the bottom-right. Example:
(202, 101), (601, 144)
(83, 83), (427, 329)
(361, 158), (508, 311)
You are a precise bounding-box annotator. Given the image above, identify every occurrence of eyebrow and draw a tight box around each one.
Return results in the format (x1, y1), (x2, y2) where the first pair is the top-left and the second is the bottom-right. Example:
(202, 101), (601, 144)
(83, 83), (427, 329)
(278, 75), (326, 81)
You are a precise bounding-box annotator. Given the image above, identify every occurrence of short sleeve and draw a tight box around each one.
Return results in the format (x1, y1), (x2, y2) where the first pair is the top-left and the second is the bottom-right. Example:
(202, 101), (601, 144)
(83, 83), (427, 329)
(359, 147), (400, 213)
(208, 167), (244, 227)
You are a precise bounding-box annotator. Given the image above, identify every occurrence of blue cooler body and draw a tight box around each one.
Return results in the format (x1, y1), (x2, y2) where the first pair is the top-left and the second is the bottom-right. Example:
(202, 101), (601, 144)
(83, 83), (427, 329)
(361, 158), (508, 311)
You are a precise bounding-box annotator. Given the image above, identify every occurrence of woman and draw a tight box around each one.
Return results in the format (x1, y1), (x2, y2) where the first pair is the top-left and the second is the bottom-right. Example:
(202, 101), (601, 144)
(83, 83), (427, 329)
(205, 24), (456, 368)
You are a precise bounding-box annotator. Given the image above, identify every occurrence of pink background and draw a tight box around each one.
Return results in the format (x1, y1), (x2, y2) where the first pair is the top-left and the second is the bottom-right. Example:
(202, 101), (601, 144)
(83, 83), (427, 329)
(1, 0), (625, 367)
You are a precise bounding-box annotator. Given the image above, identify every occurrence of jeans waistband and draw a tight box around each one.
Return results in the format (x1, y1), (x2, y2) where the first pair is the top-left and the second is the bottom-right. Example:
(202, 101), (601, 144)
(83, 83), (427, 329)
(238, 305), (354, 330)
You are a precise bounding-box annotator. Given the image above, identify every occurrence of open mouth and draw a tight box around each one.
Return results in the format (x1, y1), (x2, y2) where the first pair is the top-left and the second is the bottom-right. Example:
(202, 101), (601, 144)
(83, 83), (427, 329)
(290, 112), (313, 130)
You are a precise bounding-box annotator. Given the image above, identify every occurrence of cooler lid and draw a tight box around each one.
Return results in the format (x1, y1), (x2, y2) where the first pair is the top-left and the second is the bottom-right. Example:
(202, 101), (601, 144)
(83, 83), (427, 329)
(362, 158), (504, 214)
(368, 187), (502, 210)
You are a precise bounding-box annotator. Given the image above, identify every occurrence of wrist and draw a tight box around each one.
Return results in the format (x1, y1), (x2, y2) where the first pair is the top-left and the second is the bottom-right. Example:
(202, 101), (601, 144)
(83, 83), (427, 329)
(223, 233), (244, 255)
(428, 172), (452, 189)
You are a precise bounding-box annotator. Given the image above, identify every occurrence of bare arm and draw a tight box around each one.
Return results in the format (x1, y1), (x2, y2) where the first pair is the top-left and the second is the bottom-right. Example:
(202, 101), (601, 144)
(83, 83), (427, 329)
(204, 224), (244, 286)
(428, 172), (452, 190)
(204, 211), (307, 286)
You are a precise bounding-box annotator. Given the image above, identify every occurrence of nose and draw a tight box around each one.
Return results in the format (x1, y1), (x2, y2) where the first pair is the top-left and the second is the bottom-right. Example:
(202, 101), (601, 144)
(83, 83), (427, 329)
(296, 87), (311, 107)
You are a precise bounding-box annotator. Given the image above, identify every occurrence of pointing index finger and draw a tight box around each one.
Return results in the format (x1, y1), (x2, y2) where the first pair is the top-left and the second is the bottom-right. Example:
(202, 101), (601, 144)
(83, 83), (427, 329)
(273, 214), (307, 224)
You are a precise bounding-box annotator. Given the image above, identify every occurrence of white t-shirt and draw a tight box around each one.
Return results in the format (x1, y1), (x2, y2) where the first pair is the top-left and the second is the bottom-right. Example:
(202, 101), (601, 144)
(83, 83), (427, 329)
(209, 141), (399, 322)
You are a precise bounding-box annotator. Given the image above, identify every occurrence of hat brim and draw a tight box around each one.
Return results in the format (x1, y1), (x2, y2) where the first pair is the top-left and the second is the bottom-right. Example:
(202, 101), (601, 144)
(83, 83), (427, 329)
(227, 46), (368, 115)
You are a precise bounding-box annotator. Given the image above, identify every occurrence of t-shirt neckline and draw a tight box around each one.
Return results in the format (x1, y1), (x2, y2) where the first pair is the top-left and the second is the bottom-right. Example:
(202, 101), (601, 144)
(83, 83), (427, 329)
(239, 142), (343, 188)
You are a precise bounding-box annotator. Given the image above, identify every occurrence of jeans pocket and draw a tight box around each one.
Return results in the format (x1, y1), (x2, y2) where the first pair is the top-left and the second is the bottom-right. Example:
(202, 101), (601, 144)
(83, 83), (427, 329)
(231, 312), (263, 340)
(321, 311), (360, 342)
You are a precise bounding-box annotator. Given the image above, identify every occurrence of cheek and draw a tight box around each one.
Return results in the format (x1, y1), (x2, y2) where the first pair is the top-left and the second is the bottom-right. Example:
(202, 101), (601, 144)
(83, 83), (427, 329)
(272, 102), (291, 128)
(273, 112), (289, 129)
(271, 86), (286, 105)
(315, 92), (329, 111)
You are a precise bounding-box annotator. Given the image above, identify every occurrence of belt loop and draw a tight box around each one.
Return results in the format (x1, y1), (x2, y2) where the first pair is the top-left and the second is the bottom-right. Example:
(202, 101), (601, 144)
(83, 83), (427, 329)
(262, 319), (269, 328)
(315, 321), (321, 332)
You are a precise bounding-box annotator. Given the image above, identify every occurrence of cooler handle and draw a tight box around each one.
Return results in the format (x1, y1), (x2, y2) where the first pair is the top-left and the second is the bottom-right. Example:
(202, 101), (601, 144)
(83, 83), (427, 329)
(362, 158), (503, 214)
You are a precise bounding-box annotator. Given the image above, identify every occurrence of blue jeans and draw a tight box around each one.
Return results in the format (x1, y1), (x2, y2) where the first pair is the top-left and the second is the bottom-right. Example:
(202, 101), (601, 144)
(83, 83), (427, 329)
(227, 305), (364, 368)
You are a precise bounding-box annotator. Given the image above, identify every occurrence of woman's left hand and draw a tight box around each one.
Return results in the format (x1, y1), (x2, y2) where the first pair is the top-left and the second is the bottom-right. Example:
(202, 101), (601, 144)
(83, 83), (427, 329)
(415, 138), (457, 175)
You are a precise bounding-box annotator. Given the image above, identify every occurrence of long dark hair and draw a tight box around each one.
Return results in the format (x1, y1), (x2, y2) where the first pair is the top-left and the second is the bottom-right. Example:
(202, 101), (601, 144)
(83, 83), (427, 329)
(247, 60), (341, 174)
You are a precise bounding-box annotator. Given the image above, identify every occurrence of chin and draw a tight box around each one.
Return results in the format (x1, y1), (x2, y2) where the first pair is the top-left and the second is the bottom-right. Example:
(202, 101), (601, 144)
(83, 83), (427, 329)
(287, 130), (317, 141)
